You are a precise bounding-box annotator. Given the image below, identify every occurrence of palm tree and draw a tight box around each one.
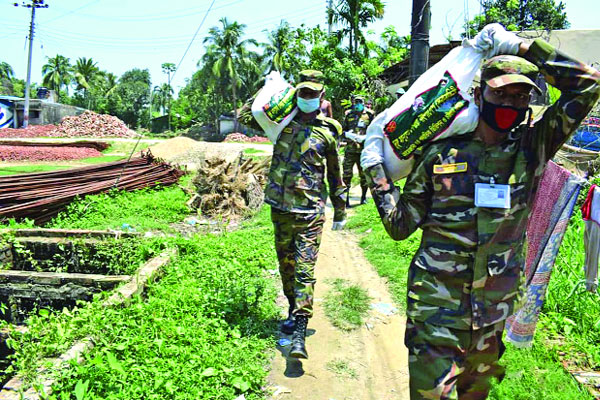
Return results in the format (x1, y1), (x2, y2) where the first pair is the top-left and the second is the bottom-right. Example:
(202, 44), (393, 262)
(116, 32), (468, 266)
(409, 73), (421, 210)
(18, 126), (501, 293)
(152, 83), (172, 115)
(73, 57), (99, 92)
(103, 72), (118, 96)
(328, 0), (385, 56)
(42, 54), (73, 95)
(0, 61), (14, 80)
(262, 21), (292, 76)
(203, 18), (257, 131)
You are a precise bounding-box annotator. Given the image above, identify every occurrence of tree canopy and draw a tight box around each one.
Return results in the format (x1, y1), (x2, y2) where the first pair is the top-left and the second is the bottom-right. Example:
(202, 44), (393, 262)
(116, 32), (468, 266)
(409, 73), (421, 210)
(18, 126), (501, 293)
(0, 2), (572, 132)
(464, 0), (569, 37)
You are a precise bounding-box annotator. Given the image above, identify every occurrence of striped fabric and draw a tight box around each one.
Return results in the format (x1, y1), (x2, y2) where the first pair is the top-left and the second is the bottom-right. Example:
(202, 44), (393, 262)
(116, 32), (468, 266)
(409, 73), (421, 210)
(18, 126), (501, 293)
(506, 161), (583, 347)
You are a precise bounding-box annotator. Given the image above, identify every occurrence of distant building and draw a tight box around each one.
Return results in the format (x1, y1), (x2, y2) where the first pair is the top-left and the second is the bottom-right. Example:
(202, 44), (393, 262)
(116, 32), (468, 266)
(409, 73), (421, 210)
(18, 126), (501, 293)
(0, 88), (85, 128)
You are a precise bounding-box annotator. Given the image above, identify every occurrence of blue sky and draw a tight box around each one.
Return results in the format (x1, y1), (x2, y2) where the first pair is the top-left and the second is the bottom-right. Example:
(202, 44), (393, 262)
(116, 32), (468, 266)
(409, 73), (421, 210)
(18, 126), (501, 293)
(0, 0), (593, 94)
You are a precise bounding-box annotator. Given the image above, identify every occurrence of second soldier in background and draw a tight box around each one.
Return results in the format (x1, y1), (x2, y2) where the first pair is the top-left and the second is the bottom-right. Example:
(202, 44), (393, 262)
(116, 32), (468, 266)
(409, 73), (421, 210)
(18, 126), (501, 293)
(342, 95), (374, 206)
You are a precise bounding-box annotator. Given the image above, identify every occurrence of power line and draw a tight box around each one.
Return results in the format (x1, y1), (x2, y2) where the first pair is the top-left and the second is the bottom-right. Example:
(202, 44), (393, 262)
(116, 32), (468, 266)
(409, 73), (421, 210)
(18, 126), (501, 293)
(171, 0), (218, 82)
(52, 0), (235, 23)
(41, 0), (99, 25)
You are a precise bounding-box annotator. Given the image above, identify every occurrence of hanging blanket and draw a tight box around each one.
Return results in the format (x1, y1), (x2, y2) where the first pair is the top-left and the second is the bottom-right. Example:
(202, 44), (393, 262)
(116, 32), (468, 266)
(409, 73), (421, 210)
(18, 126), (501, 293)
(505, 161), (583, 347)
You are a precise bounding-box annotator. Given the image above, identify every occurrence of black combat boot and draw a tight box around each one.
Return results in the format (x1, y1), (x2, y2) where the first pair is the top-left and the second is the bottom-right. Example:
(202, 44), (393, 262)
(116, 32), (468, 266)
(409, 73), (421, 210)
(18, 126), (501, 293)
(360, 186), (368, 205)
(289, 315), (309, 359)
(281, 296), (295, 334)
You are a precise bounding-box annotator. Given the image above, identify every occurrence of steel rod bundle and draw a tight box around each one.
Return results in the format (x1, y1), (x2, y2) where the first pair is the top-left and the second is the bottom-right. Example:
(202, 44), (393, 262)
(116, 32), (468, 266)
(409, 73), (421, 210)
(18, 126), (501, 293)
(0, 151), (186, 224)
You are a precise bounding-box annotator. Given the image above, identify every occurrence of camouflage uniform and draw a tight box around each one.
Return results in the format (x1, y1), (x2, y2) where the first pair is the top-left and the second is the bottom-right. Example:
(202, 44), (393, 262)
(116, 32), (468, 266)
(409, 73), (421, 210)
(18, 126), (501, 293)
(365, 39), (600, 399)
(343, 103), (374, 190)
(265, 98), (347, 318)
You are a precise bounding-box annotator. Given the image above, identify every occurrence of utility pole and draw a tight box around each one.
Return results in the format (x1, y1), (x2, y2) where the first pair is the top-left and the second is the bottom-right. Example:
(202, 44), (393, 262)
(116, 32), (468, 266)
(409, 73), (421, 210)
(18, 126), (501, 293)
(409, 0), (430, 85)
(327, 0), (333, 36)
(14, 0), (48, 128)
(161, 62), (176, 132)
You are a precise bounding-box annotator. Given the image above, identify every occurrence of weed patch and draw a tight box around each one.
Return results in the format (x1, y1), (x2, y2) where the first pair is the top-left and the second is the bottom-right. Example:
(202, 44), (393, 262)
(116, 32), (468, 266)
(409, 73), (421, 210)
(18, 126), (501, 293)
(44, 185), (190, 233)
(326, 358), (358, 380)
(7, 208), (281, 399)
(323, 278), (371, 331)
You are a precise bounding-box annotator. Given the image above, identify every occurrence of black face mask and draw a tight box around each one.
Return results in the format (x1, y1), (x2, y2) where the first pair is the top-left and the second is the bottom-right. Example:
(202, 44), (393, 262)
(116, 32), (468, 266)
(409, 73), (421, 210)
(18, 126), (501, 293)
(480, 98), (529, 133)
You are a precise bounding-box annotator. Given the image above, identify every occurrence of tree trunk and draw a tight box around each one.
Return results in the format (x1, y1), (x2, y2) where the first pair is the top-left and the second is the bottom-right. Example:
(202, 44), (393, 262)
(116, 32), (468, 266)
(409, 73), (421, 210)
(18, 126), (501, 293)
(349, 29), (354, 55)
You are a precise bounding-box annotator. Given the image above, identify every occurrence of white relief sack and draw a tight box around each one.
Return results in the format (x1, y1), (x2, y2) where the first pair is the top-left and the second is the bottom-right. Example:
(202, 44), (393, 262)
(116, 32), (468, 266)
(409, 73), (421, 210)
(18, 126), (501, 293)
(361, 23), (523, 182)
(251, 71), (298, 143)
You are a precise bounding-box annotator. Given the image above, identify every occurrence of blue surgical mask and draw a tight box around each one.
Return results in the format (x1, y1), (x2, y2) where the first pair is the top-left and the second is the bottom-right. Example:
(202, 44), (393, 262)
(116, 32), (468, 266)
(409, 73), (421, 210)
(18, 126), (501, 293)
(353, 103), (365, 113)
(297, 96), (321, 113)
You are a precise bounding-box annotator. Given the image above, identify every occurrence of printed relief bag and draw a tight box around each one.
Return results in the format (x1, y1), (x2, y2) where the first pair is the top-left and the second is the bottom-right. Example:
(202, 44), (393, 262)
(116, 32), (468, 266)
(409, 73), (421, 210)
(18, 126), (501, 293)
(361, 23), (522, 181)
(251, 71), (298, 142)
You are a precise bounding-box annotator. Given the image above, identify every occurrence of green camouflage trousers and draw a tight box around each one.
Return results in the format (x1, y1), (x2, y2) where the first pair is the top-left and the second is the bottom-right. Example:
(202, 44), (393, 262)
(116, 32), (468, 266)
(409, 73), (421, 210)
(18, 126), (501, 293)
(405, 318), (506, 400)
(271, 208), (325, 318)
(342, 148), (367, 189)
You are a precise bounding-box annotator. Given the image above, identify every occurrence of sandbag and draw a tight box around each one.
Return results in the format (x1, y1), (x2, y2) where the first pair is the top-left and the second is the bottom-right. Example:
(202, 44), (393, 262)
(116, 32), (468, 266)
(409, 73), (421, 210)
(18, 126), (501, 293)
(251, 71), (298, 142)
(362, 23), (523, 182)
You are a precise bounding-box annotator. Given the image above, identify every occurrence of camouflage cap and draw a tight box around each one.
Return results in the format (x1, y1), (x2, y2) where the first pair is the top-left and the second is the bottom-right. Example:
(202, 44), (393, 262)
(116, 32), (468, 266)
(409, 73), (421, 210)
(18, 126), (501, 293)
(481, 55), (542, 95)
(296, 69), (324, 91)
(353, 95), (365, 102)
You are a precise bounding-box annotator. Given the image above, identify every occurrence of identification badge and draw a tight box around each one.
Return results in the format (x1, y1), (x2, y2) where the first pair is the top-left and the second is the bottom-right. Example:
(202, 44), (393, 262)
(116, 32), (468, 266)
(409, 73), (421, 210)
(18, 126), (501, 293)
(475, 183), (511, 209)
(433, 162), (468, 174)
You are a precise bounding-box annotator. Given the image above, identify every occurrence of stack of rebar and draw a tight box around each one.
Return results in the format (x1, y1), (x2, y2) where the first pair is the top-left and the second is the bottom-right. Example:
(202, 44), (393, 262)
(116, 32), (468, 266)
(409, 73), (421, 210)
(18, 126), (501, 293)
(0, 151), (186, 224)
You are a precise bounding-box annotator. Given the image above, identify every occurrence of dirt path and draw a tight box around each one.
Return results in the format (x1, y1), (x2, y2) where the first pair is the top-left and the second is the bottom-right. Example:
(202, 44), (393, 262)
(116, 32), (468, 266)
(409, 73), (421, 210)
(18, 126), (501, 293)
(267, 196), (410, 399)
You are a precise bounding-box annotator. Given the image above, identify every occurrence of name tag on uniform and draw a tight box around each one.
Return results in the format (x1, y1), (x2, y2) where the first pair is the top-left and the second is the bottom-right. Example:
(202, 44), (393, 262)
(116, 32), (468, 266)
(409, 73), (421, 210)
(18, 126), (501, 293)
(475, 183), (511, 209)
(433, 162), (468, 174)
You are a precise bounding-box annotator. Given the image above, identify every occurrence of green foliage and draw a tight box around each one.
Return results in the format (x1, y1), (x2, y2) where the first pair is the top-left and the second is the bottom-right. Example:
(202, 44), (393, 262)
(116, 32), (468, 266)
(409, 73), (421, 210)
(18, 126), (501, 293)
(8, 208), (280, 399)
(488, 334), (594, 399)
(44, 185), (189, 233)
(323, 278), (371, 331)
(42, 54), (74, 101)
(109, 69), (152, 128)
(328, 0), (385, 56)
(542, 216), (600, 368)
(463, 0), (570, 38)
(0, 61), (14, 81)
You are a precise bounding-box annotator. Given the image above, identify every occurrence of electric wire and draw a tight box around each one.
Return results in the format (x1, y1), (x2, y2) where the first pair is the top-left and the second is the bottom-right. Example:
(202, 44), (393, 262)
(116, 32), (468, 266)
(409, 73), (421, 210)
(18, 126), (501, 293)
(170, 0), (217, 82)
(61, 0), (228, 22)
(40, 0), (99, 25)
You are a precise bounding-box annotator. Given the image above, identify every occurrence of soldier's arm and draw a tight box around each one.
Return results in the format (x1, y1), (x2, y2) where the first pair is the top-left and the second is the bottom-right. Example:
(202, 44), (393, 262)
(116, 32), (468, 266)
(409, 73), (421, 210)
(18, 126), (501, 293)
(522, 39), (600, 161)
(325, 121), (347, 222)
(364, 153), (432, 241)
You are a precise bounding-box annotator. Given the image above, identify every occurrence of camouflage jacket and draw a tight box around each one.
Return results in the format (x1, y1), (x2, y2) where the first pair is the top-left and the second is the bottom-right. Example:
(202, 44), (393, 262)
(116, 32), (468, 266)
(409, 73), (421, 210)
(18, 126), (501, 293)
(343, 109), (374, 153)
(366, 39), (600, 330)
(265, 113), (347, 221)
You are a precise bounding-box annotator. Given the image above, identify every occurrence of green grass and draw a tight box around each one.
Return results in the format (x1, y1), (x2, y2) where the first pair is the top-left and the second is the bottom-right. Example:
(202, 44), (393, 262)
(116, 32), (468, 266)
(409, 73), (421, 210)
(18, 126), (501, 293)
(323, 278), (371, 331)
(544, 218), (600, 364)
(43, 185), (190, 233)
(0, 165), (73, 176)
(243, 148), (268, 155)
(77, 155), (125, 164)
(326, 358), (358, 380)
(346, 201), (595, 399)
(6, 203), (281, 399)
